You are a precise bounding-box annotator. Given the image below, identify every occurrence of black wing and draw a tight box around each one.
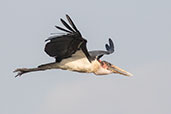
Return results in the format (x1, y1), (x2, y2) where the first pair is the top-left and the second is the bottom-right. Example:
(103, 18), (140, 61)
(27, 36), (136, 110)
(44, 15), (92, 62)
(89, 38), (114, 60)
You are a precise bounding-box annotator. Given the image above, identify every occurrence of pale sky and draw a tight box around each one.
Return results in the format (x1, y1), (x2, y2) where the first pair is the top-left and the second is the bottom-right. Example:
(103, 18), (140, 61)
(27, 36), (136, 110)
(0, 0), (171, 114)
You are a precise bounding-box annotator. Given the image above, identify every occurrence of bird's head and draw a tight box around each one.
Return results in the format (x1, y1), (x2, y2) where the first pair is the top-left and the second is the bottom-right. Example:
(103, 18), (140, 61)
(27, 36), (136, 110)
(95, 60), (133, 76)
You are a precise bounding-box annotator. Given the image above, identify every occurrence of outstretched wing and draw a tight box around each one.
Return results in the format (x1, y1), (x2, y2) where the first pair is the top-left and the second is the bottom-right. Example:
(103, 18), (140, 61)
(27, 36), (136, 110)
(44, 15), (92, 62)
(89, 38), (114, 60)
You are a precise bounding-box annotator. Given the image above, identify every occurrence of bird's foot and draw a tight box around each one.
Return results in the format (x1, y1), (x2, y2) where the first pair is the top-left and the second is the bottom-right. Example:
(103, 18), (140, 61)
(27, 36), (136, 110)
(13, 68), (29, 77)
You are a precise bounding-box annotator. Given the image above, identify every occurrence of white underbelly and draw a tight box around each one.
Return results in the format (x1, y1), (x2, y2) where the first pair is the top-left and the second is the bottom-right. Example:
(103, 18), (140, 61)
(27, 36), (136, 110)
(57, 50), (100, 73)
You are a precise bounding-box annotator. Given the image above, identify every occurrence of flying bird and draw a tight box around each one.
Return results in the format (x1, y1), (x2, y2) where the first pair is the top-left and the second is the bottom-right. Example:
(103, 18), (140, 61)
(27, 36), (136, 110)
(14, 15), (132, 77)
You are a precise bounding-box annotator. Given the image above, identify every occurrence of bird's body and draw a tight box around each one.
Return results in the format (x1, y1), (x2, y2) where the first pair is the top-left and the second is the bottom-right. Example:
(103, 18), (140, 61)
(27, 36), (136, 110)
(47, 50), (100, 73)
(14, 15), (132, 77)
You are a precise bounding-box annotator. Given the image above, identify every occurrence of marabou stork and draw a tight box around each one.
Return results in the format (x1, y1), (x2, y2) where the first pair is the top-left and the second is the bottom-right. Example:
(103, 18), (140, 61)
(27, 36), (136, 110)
(14, 15), (133, 77)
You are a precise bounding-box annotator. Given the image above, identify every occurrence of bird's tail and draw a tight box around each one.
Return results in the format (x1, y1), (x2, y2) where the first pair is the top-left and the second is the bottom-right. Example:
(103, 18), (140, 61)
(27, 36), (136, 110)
(14, 62), (57, 77)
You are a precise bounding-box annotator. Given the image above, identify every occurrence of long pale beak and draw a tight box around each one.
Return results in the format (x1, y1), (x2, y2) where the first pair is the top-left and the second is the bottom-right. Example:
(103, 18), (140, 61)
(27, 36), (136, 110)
(110, 65), (133, 77)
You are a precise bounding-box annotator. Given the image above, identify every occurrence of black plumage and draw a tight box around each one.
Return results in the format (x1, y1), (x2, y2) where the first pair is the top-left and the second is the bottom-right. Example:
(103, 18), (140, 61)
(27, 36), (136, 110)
(44, 15), (91, 62)
(44, 15), (114, 62)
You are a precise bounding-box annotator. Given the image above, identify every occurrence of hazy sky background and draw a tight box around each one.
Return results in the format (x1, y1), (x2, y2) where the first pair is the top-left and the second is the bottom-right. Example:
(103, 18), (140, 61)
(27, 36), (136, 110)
(0, 0), (171, 114)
